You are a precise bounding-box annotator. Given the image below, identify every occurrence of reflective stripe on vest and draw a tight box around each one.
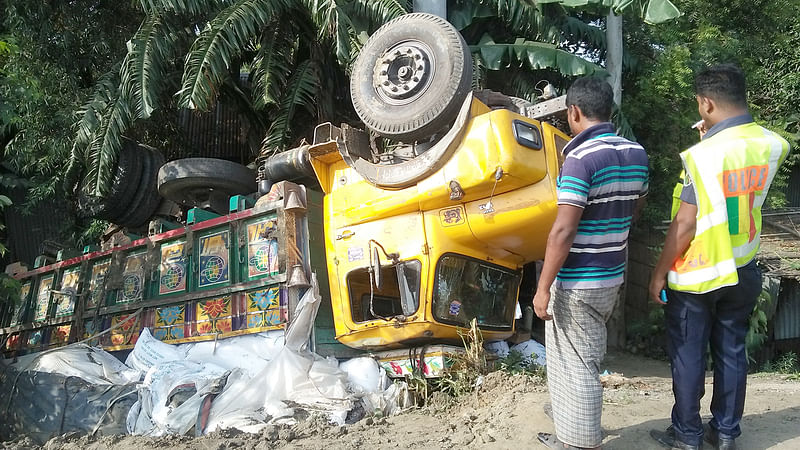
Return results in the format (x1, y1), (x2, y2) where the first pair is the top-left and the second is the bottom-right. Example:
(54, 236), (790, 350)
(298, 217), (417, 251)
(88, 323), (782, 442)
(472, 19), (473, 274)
(668, 123), (789, 293)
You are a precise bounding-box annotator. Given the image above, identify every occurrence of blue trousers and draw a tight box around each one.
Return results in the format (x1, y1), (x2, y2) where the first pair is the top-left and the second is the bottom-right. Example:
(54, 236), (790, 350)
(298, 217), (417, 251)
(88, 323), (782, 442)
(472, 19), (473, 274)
(665, 260), (761, 446)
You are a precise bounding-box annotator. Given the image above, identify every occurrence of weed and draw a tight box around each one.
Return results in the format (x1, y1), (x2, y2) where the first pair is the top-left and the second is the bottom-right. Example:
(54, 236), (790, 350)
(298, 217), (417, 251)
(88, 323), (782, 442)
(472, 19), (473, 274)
(496, 350), (547, 380)
(761, 351), (800, 381)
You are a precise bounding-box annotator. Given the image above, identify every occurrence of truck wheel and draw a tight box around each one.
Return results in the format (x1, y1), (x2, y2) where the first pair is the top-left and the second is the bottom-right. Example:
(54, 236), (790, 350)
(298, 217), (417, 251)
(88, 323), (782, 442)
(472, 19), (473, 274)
(115, 147), (164, 228)
(102, 140), (145, 221)
(157, 158), (256, 209)
(350, 13), (472, 143)
(77, 140), (143, 220)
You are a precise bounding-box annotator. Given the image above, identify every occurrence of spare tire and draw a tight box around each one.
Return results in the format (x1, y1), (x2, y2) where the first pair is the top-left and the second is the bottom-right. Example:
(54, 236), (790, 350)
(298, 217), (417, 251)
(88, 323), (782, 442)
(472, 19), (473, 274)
(115, 148), (165, 228)
(350, 13), (472, 143)
(157, 158), (256, 209)
(114, 146), (163, 228)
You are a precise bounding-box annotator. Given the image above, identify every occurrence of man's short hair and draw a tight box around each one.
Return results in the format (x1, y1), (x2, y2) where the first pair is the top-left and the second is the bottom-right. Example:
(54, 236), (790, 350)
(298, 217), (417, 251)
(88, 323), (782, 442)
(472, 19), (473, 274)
(694, 63), (747, 108)
(565, 77), (613, 121)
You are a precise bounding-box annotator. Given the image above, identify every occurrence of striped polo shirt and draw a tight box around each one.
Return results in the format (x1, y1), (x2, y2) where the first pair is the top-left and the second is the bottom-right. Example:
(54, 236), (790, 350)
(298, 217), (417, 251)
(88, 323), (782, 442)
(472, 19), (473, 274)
(555, 122), (649, 289)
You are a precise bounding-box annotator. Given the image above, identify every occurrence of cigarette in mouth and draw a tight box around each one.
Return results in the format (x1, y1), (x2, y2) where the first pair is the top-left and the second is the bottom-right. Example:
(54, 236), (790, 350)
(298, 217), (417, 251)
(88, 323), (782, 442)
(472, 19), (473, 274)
(691, 120), (704, 130)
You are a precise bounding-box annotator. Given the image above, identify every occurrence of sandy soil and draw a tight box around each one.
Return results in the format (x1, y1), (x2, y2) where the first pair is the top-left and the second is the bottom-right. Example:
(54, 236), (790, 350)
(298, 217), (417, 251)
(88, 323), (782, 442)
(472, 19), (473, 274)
(2, 351), (799, 450)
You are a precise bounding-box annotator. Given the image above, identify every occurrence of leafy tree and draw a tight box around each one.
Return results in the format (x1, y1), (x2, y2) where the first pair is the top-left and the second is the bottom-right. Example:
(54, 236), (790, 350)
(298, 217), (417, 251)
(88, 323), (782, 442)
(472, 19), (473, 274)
(67, 0), (617, 208)
(622, 0), (800, 223)
(0, 1), (143, 204)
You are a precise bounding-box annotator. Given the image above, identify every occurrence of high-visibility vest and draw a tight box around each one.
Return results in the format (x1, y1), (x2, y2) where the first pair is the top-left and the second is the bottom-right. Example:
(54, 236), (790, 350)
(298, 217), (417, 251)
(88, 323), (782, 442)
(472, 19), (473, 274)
(670, 170), (685, 220)
(668, 123), (790, 293)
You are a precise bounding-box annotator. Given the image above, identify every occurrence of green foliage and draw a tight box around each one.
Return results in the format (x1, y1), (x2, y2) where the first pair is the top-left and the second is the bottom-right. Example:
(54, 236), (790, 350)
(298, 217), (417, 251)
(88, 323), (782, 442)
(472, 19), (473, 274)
(762, 352), (800, 380)
(1, 1), (143, 204)
(471, 34), (605, 76)
(496, 350), (547, 378)
(745, 289), (771, 364)
(623, 0), (800, 224)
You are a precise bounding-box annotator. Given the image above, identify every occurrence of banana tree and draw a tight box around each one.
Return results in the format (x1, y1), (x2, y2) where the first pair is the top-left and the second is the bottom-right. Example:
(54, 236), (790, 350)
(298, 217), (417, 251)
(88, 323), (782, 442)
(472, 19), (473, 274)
(537, 0), (681, 104)
(65, 0), (636, 209)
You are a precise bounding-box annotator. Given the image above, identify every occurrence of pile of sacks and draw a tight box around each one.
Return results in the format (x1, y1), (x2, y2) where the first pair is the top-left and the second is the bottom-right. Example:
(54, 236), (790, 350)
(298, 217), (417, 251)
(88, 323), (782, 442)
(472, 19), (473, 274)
(3, 276), (410, 438)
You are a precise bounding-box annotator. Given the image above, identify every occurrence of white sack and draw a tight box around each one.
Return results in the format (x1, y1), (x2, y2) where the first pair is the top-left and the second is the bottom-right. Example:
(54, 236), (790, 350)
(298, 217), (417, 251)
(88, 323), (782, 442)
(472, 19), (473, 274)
(340, 357), (388, 395)
(13, 344), (140, 385)
(125, 328), (185, 372)
(485, 340), (510, 359)
(510, 339), (547, 366)
(182, 330), (284, 377)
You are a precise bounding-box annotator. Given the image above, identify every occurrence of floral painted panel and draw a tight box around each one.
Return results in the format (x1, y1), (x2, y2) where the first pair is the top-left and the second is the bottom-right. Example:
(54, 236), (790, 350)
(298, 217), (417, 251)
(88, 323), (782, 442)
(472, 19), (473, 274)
(87, 259), (111, 309)
(246, 287), (283, 330)
(109, 313), (141, 347)
(83, 318), (103, 346)
(195, 296), (232, 335)
(34, 275), (54, 322)
(153, 304), (186, 342)
(5, 333), (20, 351)
(51, 325), (71, 345)
(159, 240), (187, 295)
(198, 231), (230, 288)
(120, 252), (146, 303)
(247, 218), (279, 278)
(27, 329), (44, 348)
(55, 267), (80, 318)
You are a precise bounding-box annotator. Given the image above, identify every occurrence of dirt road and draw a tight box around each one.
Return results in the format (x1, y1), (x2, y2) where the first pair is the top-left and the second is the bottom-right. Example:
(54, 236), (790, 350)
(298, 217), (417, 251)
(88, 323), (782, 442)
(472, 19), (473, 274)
(2, 351), (798, 450)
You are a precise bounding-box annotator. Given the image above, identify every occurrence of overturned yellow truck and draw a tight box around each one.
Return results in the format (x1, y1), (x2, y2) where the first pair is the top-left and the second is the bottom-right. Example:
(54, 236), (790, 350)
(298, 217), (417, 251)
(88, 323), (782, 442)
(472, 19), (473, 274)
(1, 14), (569, 374)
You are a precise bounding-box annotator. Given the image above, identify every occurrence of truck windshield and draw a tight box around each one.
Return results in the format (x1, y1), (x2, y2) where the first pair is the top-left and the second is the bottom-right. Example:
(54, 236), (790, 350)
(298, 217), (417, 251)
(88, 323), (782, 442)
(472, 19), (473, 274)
(432, 254), (519, 329)
(347, 260), (421, 322)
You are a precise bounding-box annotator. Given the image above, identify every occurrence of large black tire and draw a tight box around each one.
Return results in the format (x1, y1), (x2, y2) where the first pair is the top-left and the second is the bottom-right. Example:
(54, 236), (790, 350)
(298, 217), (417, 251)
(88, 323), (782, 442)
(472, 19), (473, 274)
(115, 147), (164, 228)
(157, 158), (256, 208)
(102, 140), (145, 221)
(350, 13), (472, 143)
(77, 142), (142, 220)
(124, 149), (165, 228)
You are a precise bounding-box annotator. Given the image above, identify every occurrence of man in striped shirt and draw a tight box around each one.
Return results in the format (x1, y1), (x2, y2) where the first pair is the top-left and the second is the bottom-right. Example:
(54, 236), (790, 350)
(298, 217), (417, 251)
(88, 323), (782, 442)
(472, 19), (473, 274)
(534, 77), (649, 450)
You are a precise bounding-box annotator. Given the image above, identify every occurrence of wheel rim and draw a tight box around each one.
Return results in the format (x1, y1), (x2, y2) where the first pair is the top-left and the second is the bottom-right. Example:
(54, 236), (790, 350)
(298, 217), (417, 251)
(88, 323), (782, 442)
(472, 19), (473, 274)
(373, 40), (436, 106)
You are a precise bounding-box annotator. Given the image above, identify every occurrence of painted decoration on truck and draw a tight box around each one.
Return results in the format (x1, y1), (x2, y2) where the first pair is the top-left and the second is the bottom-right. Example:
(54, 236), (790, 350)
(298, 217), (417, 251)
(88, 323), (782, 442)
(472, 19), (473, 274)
(109, 313), (141, 347)
(34, 274), (54, 322)
(27, 329), (43, 348)
(246, 287), (283, 330)
(83, 318), (103, 346)
(10, 281), (31, 326)
(379, 353), (446, 378)
(87, 258), (111, 309)
(439, 206), (466, 227)
(195, 296), (232, 335)
(247, 219), (279, 278)
(51, 325), (71, 345)
(199, 231), (230, 288)
(121, 251), (146, 303)
(154, 304), (186, 341)
(159, 240), (187, 295)
(5, 333), (20, 351)
(54, 267), (80, 318)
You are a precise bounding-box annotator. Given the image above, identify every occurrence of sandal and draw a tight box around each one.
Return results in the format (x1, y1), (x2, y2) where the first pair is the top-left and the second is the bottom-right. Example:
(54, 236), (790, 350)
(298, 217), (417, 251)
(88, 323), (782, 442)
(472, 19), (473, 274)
(537, 432), (586, 449)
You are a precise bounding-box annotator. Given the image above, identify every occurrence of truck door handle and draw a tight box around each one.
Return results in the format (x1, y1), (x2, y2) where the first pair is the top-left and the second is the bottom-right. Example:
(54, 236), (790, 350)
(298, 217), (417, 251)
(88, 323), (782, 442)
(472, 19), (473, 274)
(336, 230), (355, 240)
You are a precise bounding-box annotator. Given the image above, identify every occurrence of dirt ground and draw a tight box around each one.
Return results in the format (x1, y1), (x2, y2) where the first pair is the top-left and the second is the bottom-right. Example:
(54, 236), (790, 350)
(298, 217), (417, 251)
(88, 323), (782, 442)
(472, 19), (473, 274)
(2, 351), (799, 450)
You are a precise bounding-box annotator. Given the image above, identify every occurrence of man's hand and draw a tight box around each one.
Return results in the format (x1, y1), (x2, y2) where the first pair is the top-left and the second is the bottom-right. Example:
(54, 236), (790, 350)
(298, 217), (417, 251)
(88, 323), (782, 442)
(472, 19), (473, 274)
(649, 274), (667, 305)
(533, 289), (552, 320)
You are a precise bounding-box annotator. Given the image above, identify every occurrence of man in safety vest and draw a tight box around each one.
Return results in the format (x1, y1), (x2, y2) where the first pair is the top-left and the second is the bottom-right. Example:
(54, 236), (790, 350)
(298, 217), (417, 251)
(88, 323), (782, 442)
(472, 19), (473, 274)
(649, 64), (790, 450)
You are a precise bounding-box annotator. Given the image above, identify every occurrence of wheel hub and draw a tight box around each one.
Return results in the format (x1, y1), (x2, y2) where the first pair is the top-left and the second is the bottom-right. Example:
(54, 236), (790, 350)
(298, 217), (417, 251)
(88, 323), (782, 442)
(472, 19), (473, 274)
(374, 40), (435, 105)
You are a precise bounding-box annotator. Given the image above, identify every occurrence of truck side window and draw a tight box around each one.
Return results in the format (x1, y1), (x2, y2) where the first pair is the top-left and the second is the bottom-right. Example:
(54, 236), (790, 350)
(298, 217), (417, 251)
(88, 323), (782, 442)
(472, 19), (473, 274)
(347, 260), (421, 322)
(432, 254), (519, 329)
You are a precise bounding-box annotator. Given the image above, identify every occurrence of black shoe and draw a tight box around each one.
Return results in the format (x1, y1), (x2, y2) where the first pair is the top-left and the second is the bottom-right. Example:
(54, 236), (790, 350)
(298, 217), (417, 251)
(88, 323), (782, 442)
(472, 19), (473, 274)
(704, 424), (736, 450)
(650, 425), (703, 450)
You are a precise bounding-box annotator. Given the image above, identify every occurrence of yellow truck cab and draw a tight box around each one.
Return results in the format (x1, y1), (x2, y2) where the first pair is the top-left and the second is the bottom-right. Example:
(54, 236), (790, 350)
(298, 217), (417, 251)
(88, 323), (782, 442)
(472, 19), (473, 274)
(309, 93), (569, 350)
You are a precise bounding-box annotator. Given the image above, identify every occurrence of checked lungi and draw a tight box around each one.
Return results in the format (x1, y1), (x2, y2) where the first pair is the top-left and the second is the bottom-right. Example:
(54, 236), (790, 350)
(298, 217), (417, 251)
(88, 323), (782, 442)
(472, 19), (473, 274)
(545, 285), (619, 448)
